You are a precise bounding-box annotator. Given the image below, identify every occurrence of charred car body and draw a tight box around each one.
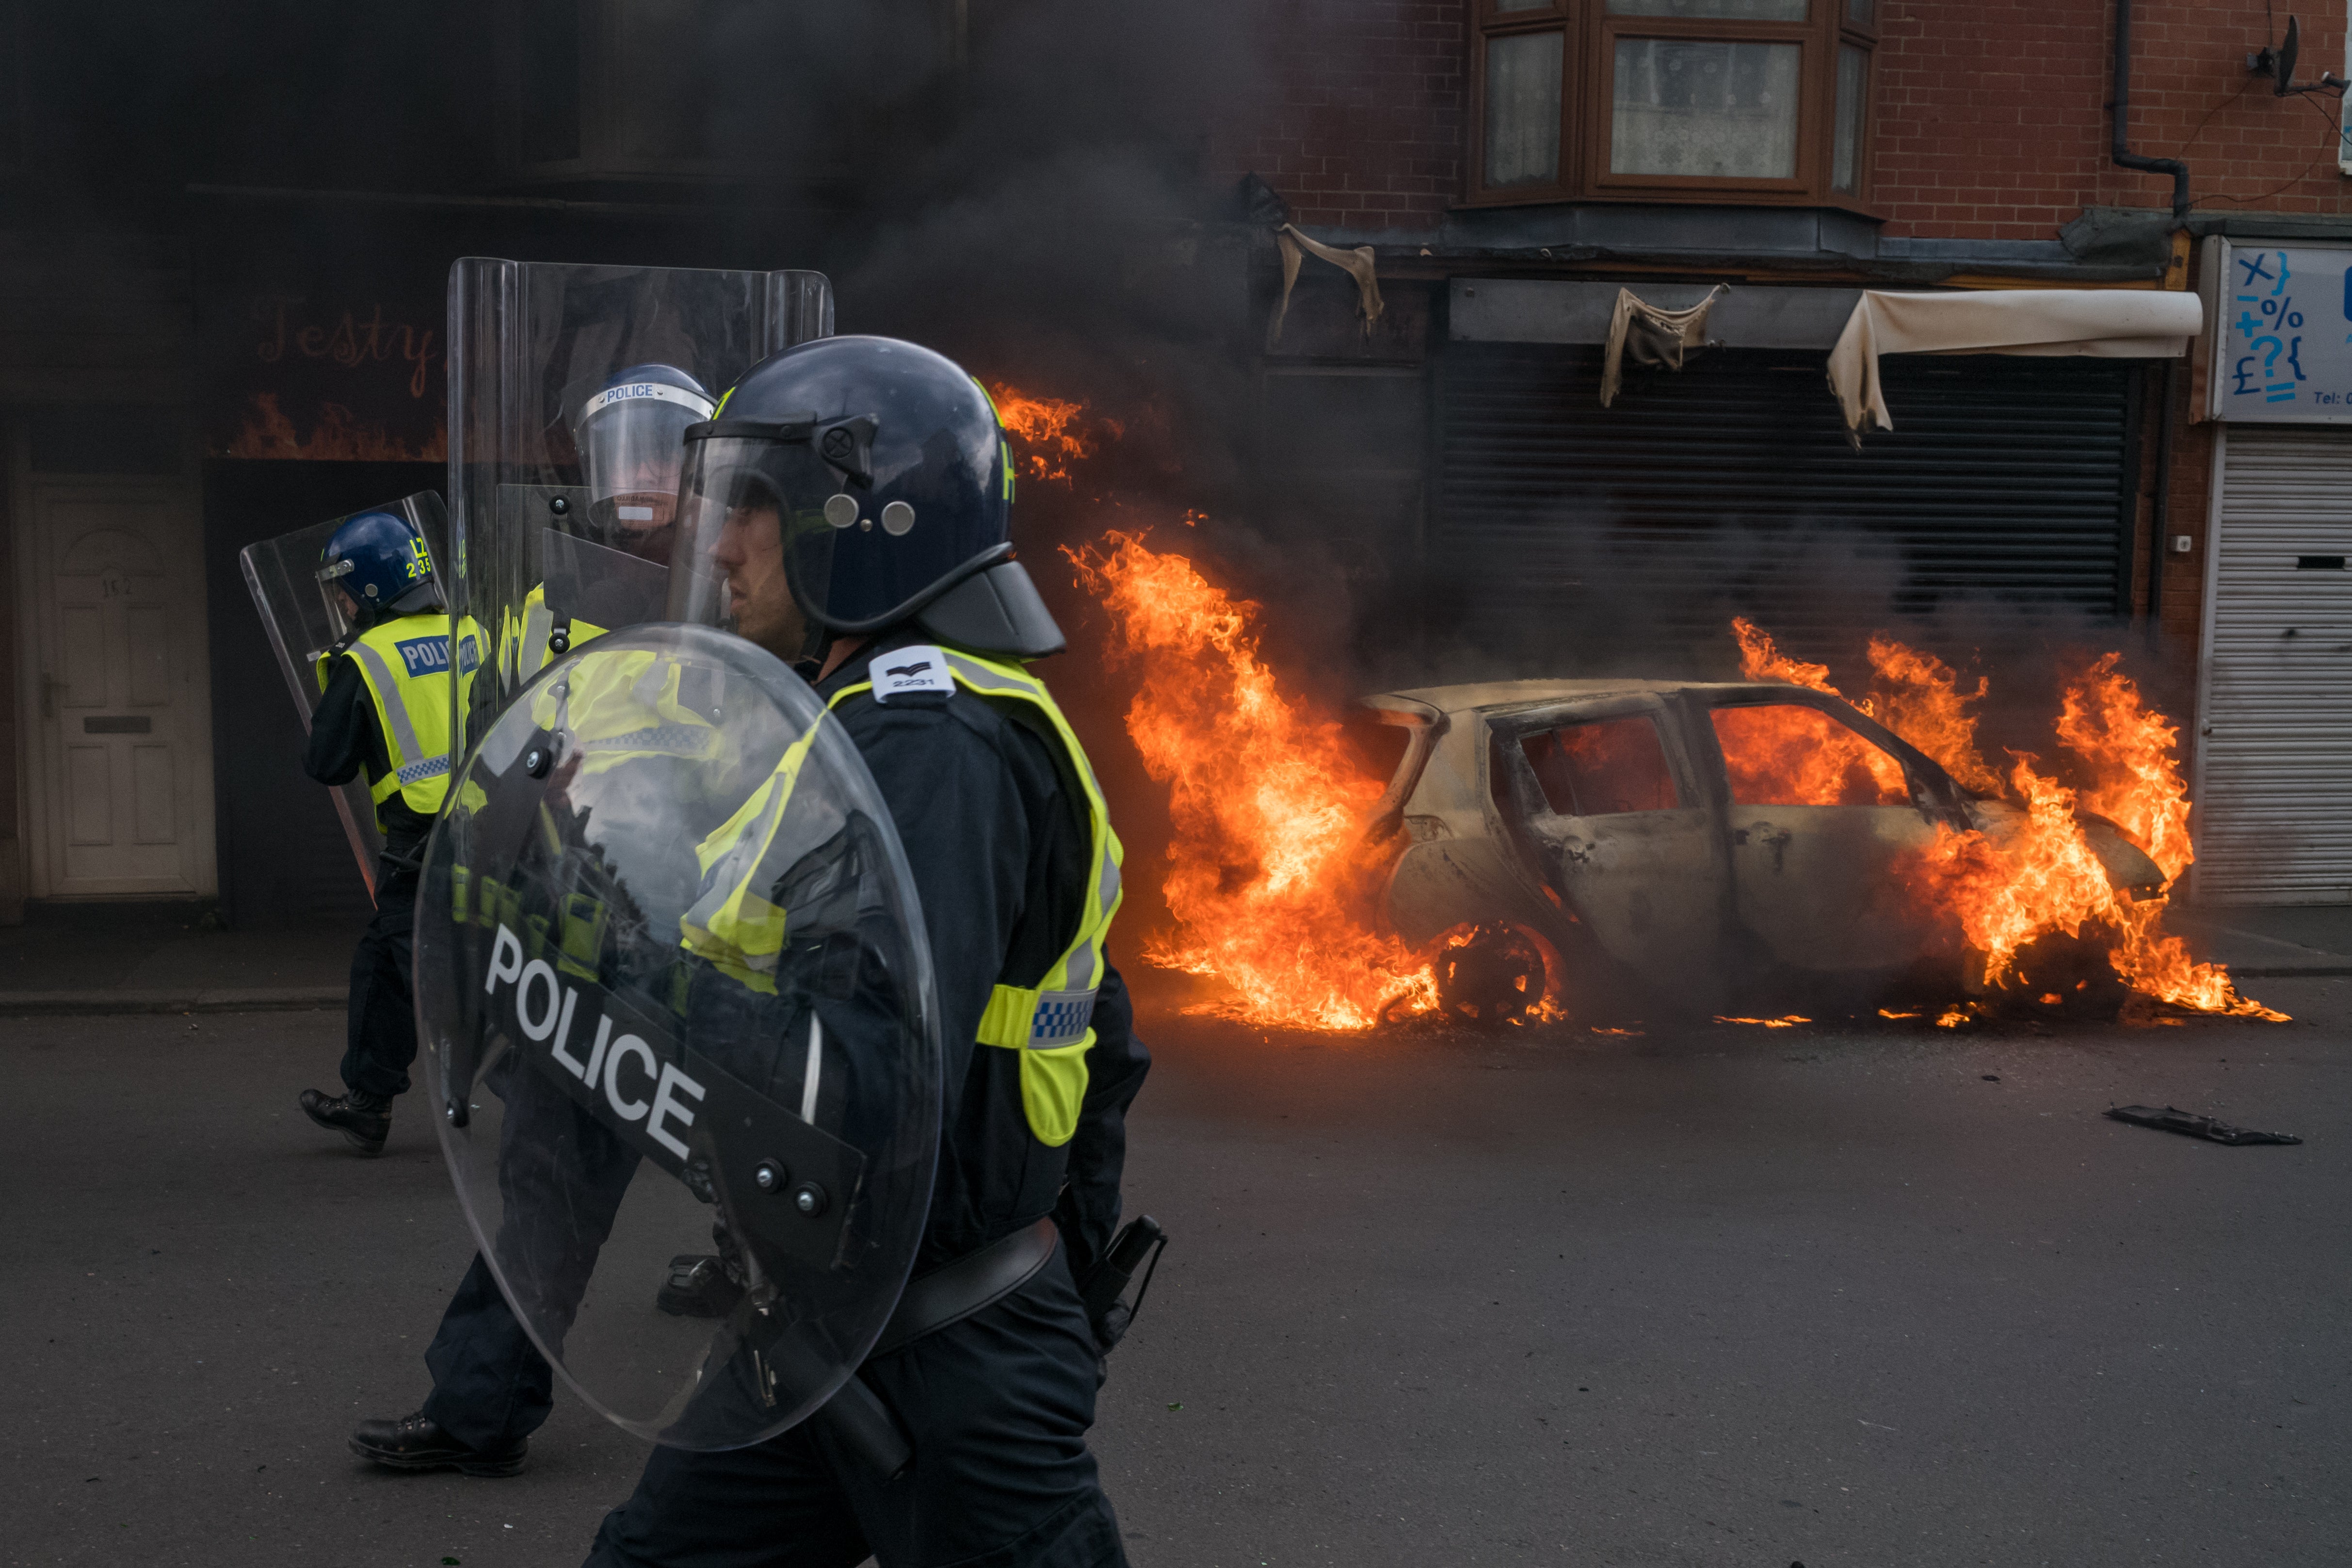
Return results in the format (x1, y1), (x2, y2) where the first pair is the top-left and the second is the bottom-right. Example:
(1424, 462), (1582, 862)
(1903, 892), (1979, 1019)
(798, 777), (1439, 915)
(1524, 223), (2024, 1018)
(1363, 679), (2164, 1021)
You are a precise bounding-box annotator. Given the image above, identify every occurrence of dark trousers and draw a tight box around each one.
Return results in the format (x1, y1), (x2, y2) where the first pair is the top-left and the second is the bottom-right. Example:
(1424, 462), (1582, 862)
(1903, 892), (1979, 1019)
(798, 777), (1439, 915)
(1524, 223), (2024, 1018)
(421, 1252), (556, 1450)
(341, 870), (419, 1101)
(419, 1049), (640, 1451)
(585, 1245), (1126, 1568)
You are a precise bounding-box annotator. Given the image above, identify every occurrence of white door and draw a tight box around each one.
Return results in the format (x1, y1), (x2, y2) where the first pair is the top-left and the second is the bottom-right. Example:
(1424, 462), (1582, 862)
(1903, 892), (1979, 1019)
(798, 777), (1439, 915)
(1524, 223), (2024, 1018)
(2192, 425), (2352, 905)
(20, 481), (217, 898)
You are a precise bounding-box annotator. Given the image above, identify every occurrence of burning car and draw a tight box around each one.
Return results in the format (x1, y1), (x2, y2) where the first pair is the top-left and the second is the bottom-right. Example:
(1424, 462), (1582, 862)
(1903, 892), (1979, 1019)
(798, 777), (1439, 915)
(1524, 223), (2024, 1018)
(1362, 678), (2166, 1022)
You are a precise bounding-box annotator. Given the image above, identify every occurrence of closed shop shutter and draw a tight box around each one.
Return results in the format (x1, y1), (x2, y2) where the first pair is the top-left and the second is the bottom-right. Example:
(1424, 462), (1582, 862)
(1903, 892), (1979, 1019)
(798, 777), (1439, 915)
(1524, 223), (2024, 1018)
(1432, 344), (2139, 668)
(2192, 425), (2352, 905)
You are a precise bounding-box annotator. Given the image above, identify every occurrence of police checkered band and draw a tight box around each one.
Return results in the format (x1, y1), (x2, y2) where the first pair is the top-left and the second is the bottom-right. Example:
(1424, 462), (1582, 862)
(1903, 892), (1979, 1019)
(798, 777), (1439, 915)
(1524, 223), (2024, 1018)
(1027, 989), (1096, 1049)
(397, 755), (453, 786)
(581, 381), (717, 424)
(583, 725), (711, 757)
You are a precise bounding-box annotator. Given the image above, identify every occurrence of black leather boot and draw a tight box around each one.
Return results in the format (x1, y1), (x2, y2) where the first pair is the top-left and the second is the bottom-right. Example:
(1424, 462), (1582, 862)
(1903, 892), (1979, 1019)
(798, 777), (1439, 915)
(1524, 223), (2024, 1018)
(299, 1087), (393, 1156)
(349, 1412), (527, 1477)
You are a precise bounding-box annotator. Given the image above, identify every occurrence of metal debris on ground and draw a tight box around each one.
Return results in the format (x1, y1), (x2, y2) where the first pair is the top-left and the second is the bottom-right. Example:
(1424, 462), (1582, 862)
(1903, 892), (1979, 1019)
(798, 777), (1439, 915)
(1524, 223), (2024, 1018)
(2105, 1104), (2302, 1146)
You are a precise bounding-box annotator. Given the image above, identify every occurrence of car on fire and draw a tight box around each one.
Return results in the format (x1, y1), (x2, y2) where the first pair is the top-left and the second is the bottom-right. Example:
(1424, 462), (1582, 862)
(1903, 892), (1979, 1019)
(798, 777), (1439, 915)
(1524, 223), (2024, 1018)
(1360, 679), (2166, 1022)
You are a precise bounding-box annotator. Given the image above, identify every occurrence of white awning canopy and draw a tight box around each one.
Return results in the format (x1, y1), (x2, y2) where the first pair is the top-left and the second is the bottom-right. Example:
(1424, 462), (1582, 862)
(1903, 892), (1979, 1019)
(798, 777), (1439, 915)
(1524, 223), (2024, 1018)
(1829, 288), (2205, 433)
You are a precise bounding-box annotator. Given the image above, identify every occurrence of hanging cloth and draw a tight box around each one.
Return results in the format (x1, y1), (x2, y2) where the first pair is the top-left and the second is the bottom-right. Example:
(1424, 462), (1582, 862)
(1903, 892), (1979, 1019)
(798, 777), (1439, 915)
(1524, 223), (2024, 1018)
(1268, 223), (1386, 348)
(1599, 284), (1729, 407)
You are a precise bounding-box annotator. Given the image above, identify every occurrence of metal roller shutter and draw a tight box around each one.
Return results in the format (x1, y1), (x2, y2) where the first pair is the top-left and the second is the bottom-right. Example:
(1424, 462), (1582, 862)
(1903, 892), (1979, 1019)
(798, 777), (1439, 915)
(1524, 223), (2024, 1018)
(1432, 344), (2139, 668)
(2191, 425), (2352, 905)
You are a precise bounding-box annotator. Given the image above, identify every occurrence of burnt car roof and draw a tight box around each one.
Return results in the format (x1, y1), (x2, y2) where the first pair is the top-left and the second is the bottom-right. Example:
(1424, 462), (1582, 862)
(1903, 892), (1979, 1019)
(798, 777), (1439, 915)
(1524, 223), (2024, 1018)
(1367, 678), (1823, 718)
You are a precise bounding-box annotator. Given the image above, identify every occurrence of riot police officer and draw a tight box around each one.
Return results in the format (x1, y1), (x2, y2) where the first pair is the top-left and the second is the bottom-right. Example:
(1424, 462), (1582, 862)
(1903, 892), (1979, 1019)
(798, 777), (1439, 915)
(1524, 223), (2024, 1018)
(585, 335), (1151, 1566)
(297, 510), (463, 1155)
(347, 364), (721, 1479)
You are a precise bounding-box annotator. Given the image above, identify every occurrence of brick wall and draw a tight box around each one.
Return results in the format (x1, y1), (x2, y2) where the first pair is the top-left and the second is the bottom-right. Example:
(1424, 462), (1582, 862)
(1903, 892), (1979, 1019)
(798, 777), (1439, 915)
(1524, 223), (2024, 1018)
(1874, 0), (2352, 239)
(1207, 1), (1466, 233)
(1222, 0), (2351, 240)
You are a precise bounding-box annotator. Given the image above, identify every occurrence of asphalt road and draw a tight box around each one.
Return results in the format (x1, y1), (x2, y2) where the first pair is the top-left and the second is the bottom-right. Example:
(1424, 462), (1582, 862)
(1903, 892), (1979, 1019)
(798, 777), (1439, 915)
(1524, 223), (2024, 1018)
(5, 981), (2348, 1568)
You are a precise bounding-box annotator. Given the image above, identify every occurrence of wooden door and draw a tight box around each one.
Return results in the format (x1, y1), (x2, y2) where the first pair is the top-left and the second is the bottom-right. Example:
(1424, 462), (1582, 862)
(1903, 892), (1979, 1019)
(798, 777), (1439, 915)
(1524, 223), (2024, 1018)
(23, 481), (216, 897)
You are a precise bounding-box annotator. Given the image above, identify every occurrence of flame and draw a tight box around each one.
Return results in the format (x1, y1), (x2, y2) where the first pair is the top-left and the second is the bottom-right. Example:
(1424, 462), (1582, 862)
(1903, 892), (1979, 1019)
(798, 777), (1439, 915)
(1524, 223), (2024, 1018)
(226, 392), (445, 462)
(1724, 619), (1907, 804)
(1878, 1008), (1921, 1019)
(2056, 653), (2193, 881)
(987, 383), (1120, 485)
(1863, 637), (2003, 796)
(1714, 1015), (1813, 1028)
(1730, 617), (1836, 691)
(1732, 617), (2284, 1023)
(1066, 531), (1438, 1029)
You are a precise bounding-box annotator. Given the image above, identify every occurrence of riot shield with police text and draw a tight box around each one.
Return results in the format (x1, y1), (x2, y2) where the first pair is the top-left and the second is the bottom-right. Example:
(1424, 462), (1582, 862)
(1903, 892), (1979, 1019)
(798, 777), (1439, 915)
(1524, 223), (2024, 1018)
(446, 259), (833, 761)
(416, 624), (939, 1451)
(238, 491), (452, 892)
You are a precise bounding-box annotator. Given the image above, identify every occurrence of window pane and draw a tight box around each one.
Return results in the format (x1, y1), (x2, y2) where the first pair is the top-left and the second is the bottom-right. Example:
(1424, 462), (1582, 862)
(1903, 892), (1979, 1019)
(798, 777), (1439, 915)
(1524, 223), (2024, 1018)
(1495, 0), (1552, 10)
(1847, 0), (1875, 24)
(1522, 717), (1681, 816)
(1711, 705), (1909, 807)
(1485, 30), (1565, 187)
(1608, 0), (1806, 17)
(1610, 38), (1800, 179)
(1832, 44), (1867, 192)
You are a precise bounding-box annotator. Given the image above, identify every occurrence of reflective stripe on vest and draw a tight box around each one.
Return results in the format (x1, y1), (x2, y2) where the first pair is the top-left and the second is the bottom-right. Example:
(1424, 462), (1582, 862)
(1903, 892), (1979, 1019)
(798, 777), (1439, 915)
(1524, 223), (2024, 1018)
(530, 647), (724, 778)
(828, 648), (1124, 1148)
(341, 615), (457, 825)
(677, 720), (831, 993)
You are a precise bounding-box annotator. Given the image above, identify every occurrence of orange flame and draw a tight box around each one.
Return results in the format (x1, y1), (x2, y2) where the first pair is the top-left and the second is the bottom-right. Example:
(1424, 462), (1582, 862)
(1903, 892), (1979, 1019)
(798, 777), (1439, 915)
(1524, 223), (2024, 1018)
(1731, 618), (2283, 1022)
(1863, 637), (2002, 796)
(1724, 618), (1907, 804)
(226, 392), (445, 462)
(987, 382), (1121, 485)
(1066, 531), (1437, 1029)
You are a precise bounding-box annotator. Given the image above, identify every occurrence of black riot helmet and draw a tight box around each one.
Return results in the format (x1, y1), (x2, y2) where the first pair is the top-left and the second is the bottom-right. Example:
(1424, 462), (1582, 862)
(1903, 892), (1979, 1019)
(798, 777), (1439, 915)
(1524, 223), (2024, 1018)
(667, 336), (1064, 661)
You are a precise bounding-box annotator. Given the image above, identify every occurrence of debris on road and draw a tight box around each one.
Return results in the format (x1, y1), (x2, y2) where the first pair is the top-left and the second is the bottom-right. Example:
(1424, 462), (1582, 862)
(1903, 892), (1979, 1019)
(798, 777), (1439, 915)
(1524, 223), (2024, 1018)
(2106, 1105), (2302, 1146)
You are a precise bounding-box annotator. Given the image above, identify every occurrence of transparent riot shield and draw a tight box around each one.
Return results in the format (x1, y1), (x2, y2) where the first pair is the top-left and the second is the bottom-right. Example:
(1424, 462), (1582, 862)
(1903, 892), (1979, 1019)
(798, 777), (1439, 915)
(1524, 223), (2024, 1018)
(416, 624), (939, 1451)
(238, 491), (451, 893)
(446, 260), (833, 761)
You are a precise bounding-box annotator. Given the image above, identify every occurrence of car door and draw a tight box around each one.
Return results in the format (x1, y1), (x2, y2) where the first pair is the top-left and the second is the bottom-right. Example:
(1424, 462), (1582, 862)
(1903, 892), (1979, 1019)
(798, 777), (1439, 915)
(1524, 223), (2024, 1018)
(1704, 695), (1945, 971)
(1491, 696), (1729, 993)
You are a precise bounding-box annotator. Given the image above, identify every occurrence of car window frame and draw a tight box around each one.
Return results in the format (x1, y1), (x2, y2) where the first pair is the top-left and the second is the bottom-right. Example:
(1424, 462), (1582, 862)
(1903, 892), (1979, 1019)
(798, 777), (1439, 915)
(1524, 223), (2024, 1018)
(1484, 693), (1705, 827)
(1698, 686), (1971, 820)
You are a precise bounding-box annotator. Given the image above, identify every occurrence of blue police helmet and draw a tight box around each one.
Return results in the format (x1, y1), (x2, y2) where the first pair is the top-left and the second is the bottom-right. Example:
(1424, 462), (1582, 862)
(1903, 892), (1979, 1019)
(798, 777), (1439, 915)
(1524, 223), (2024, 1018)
(670, 337), (1014, 636)
(319, 510), (435, 623)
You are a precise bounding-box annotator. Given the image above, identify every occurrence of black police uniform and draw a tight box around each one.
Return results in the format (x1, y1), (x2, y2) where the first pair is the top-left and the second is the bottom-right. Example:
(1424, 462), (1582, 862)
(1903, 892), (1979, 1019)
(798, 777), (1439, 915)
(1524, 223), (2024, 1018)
(306, 650), (437, 1103)
(587, 631), (1152, 1568)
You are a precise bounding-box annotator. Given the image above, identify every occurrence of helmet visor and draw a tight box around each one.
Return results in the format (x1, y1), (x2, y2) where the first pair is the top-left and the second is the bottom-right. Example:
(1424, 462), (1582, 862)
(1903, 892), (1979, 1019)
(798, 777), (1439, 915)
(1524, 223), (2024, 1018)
(315, 556), (363, 644)
(667, 433), (857, 657)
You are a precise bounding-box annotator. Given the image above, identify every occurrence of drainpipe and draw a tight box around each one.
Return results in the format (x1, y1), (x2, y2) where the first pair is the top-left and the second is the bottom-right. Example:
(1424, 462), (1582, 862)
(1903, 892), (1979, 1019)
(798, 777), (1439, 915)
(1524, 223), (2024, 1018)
(2114, 0), (2187, 650)
(2112, 0), (2191, 218)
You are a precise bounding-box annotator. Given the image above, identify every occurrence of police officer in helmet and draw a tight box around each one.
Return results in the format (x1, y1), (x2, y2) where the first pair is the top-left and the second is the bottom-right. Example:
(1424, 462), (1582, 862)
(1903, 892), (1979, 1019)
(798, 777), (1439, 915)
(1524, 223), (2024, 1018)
(346, 363), (722, 1479)
(298, 510), (460, 1155)
(585, 335), (1150, 1567)
(572, 361), (716, 565)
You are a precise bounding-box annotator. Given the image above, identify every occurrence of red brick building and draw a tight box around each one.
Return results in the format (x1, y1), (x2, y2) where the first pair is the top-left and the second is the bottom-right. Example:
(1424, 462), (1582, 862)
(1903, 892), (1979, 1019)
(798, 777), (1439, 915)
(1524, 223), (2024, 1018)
(1213, 0), (2352, 905)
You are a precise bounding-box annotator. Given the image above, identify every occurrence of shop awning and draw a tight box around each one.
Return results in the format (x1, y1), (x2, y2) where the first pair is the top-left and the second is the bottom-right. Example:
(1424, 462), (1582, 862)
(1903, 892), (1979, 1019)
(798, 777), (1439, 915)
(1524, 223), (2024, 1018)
(1829, 289), (2204, 433)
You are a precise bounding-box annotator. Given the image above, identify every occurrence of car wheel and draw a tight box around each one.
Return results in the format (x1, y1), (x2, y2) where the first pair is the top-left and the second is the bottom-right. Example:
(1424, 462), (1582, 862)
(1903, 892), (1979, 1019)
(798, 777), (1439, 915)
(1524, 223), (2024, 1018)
(1435, 924), (1551, 1027)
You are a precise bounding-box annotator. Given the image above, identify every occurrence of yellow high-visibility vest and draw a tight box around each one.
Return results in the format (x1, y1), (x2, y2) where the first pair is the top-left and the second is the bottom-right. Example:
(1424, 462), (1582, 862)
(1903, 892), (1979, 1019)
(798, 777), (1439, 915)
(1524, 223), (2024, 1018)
(332, 614), (459, 826)
(682, 646), (1123, 1147)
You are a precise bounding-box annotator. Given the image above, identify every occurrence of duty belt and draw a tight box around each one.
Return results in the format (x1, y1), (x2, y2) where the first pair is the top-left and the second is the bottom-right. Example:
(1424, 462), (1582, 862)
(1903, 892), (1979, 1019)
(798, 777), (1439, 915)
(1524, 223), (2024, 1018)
(811, 1217), (1061, 1478)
